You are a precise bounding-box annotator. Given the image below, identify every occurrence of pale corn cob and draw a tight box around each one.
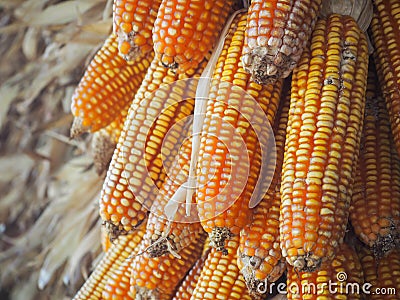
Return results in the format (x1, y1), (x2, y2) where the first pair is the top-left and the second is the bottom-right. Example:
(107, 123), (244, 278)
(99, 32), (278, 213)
(280, 14), (369, 271)
(73, 224), (145, 300)
(99, 56), (209, 240)
(241, 0), (323, 84)
(143, 136), (205, 258)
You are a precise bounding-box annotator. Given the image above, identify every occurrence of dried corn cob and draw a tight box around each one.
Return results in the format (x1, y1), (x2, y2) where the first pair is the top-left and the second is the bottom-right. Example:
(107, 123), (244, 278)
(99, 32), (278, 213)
(152, 0), (235, 73)
(171, 248), (210, 300)
(102, 256), (134, 299)
(287, 243), (364, 299)
(350, 59), (400, 258)
(100, 56), (209, 240)
(142, 136), (205, 258)
(241, 0), (322, 85)
(358, 246), (400, 300)
(113, 0), (162, 61)
(73, 224), (145, 300)
(71, 34), (153, 137)
(191, 236), (252, 300)
(238, 82), (290, 297)
(369, 0), (400, 157)
(196, 12), (282, 254)
(130, 232), (207, 299)
(280, 14), (369, 271)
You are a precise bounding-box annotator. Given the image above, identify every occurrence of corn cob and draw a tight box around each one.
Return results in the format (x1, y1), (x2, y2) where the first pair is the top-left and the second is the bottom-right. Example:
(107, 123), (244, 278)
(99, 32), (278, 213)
(287, 243), (364, 300)
(70, 34), (152, 137)
(195, 12), (282, 254)
(358, 245), (400, 300)
(238, 82), (290, 297)
(99, 56), (209, 240)
(130, 232), (207, 299)
(171, 248), (210, 300)
(152, 0), (235, 73)
(369, 0), (400, 157)
(280, 14), (369, 271)
(241, 0), (322, 85)
(113, 0), (162, 61)
(142, 136), (205, 258)
(72, 225), (145, 300)
(350, 59), (400, 258)
(102, 256), (135, 299)
(191, 236), (252, 300)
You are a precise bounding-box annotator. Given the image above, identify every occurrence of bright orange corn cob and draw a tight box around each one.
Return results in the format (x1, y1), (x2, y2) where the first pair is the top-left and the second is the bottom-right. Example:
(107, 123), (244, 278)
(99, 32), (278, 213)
(369, 0), (400, 157)
(130, 232), (207, 299)
(171, 248), (210, 300)
(113, 0), (162, 61)
(152, 0), (235, 73)
(195, 12), (282, 254)
(238, 82), (290, 297)
(358, 246), (400, 300)
(241, 0), (322, 85)
(142, 136), (205, 258)
(70, 34), (152, 137)
(191, 236), (252, 300)
(73, 225), (145, 300)
(280, 14), (369, 271)
(350, 59), (400, 258)
(100, 56), (209, 240)
(287, 243), (364, 300)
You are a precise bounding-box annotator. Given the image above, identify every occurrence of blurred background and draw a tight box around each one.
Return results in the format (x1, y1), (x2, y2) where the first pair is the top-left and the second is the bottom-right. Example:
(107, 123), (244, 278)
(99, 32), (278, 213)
(0, 1), (112, 299)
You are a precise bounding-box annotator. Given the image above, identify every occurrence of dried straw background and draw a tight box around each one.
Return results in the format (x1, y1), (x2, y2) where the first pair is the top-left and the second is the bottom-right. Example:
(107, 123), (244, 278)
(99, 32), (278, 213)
(0, 1), (113, 299)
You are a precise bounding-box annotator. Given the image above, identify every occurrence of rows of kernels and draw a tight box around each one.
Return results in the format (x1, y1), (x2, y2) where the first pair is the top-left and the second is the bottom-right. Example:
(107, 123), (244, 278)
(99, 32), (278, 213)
(113, 0), (162, 60)
(242, 0), (322, 84)
(152, 0), (234, 72)
(196, 14), (282, 252)
(370, 0), (400, 157)
(280, 14), (368, 270)
(350, 59), (400, 256)
(71, 34), (152, 135)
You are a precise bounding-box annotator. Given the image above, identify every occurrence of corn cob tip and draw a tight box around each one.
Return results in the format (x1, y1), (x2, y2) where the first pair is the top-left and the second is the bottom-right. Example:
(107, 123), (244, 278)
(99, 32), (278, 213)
(239, 254), (286, 298)
(103, 220), (131, 242)
(242, 49), (292, 85)
(92, 131), (116, 176)
(133, 285), (159, 300)
(208, 227), (234, 255)
(70, 117), (90, 138)
(144, 235), (179, 258)
(290, 255), (321, 272)
(117, 30), (141, 62)
(371, 218), (400, 259)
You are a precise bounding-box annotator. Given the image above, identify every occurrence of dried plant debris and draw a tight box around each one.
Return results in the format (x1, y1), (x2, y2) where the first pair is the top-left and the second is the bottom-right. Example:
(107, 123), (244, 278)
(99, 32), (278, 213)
(0, 0), (113, 298)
